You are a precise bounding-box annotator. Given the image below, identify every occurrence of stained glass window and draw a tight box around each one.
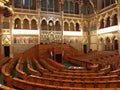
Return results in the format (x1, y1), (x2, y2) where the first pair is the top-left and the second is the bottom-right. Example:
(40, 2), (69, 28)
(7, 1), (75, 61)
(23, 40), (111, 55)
(30, 0), (36, 10)
(41, 0), (47, 11)
(75, 3), (79, 14)
(70, 1), (74, 13)
(48, 0), (54, 11)
(14, 0), (22, 8)
(64, 0), (68, 13)
(23, 0), (29, 9)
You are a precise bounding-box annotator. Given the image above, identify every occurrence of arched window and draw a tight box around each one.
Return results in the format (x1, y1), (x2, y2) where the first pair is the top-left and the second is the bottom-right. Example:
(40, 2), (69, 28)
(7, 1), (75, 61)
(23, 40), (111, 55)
(55, 21), (61, 31)
(106, 0), (110, 7)
(48, 0), (54, 11)
(100, 19), (104, 29)
(76, 23), (80, 31)
(41, 20), (47, 30)
(64, 0), (69, 13)
(111, 0), (115, 4)
(106, 17), (110, 27)
(100, 0), (115, 9)
(75, 2), (79, 14)
(23, 0), (29, 9)
(14, 18), (21, 29)
(30, 0), (36, 10)
(64, 22), (69, 31)
(14, 0), (22, 8)
(70, 23), (74, 31)
(70, 1), (74, 14)
(105, 37), (111, 50)
(112, 14), (118, 25)
(31, 19), (37, 30)
(101, 0), (105, 9)
(41, 0), (47, 11)
(23, 19), (29, 29)
(54, 0), (59, 12)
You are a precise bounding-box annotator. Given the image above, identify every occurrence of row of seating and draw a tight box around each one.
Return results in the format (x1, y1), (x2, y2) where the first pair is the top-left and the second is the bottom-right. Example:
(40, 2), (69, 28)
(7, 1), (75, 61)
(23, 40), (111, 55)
(2, 57), (120, 88)
(1, 50), (120, 89)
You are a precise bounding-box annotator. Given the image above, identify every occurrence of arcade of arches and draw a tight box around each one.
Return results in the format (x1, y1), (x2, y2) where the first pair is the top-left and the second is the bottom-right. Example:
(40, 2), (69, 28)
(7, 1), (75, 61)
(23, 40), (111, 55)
(0, 0), (120, 57)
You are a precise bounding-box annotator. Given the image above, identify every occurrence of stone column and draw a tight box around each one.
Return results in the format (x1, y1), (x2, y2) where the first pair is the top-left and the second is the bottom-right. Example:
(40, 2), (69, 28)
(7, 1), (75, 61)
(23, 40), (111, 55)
(96, 17), (100, 51)
(116, 0), (120, 54)
(38, 0), (41, 44)
(29, 22), (31, 30)
(0, 15), (1, 56)
(115, 0), (120, 54)
(10, 11), (14, 58)
(60, 1), (64, 43)
(110, 17), (113, 26)
(104, 19), (106, 28)
(21, 21), (23, 29)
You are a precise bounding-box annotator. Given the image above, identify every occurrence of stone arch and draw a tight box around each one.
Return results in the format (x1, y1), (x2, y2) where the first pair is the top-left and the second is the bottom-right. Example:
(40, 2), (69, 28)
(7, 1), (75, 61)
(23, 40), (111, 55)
(104, 13), (109, 20)
(99, 37), (104, 44)
(13, 15), (22, 21)
(112, 14), (118, 26)
(105, 37), (111, 50)
(55, 20), (61, 31)
(112, 35), (118, 50)
(14, 18), (21, 29)
(41, 19), (47, 30)
(99, 18), (104, 29)
(106, 16), (110, 27)
(99, 16), (103, 22)
(75, 22), (80, 31)
(111, 10), (117, 17)
(48, 20), (54, 31)
(64, 22), (69, 31)
(98, 37), (105, 51)
(64, 19), (69, 24)
(13, 15), (22, 29)
(31, 19), (37, 30)
(48, 17), (56, 25)
(22, 16), (30, 29)
(41, 17), (47, 23)
(23, 18), (30, 29)
(22, 16), (30, 22)
(105, 37), (111, 44)
(55, 18), (61, 25)
(30, 16), (38, 22)
(70, 22), (74, 31)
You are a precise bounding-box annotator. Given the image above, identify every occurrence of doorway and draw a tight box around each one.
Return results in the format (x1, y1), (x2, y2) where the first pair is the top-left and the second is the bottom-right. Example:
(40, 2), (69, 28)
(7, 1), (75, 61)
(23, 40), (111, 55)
(83, 44), (87, 54)
(4, 46), (10, 57)
(56, 54), (62, 63)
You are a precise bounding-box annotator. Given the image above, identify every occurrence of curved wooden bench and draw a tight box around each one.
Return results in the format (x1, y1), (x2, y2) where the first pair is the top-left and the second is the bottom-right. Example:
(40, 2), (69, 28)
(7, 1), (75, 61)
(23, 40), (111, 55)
(15, 57), (27, 79)
(27, 75), (120, 88)
(0, 84), (16, 90)
(0, 57), (11, 70)
(33, 58), (49, 74)
(27, 58), (40, 76)
(12, 77), (85, 90)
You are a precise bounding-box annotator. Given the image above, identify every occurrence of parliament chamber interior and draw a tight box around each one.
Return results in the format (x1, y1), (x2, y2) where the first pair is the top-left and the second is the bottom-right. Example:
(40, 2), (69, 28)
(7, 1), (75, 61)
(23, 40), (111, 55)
(0, 0), (120, 90)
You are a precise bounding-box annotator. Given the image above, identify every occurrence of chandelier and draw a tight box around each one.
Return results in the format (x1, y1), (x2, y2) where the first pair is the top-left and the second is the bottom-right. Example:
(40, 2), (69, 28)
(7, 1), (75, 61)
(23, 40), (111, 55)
(0, 0), (14, 17)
